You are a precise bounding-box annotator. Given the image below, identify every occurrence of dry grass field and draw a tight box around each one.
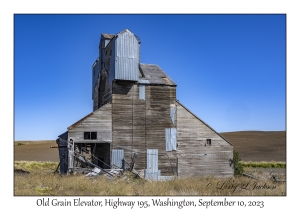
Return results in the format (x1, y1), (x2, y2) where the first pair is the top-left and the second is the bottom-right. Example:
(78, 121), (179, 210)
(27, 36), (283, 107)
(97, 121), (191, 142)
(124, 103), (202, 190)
(14, 131), (286, 196)
(14, 161), (286, 196)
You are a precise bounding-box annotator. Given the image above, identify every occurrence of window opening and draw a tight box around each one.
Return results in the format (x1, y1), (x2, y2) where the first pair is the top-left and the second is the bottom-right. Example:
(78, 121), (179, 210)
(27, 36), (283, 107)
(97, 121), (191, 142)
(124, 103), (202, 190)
(84, 132), (97, 140)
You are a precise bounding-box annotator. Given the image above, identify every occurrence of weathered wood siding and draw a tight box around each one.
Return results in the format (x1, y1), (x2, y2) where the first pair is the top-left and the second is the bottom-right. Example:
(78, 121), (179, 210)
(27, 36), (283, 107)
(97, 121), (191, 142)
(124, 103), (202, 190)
(68, 103), (112, 143)
(176, 102), (233, 177)
(79, 80), (233, 177)
(98, 70), (112, 108)
(146, 85), (177, 176)
(93, 79), (99, 111)
(112, 81), (136, 168)
(93, 69), (111, 111)
(112, 82), (177, 175)
(93, 38), (113, 110)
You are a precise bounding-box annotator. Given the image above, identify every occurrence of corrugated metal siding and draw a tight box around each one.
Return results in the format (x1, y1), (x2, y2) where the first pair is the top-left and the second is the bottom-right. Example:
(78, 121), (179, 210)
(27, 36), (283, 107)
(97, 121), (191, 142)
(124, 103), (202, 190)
(145, 149), (159, 180)
(146, 149), (158, 172)
(114, 30), (139, 81)
(145, 169), (161, 181)
(165, 128), (171, 151)
(139, 84), (145, 100)
(171, 128), (177, 150)
(170, 107), (175, 124)
(111, 149), (124, 169)
(166, 128), (177, 151)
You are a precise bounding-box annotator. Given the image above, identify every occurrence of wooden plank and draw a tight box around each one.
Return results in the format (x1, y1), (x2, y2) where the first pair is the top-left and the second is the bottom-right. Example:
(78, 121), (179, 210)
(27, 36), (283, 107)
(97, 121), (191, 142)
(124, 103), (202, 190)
(176, 102), (233, 177)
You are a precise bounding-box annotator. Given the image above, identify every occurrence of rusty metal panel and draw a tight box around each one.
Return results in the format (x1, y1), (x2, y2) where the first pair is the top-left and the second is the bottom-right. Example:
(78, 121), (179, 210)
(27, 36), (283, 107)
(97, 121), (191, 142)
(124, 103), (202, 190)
(111, 149), (124, 169)
(114, 30), (139, 81)
(139, 84), (145, 100)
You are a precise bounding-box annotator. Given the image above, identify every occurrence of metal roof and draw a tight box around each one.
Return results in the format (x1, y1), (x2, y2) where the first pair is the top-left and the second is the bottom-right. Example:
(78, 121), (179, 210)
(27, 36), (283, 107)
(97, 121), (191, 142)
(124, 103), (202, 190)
(139, 64), (176, 86)
(118, 29), (141, 42)
(102, 33), (114, 39)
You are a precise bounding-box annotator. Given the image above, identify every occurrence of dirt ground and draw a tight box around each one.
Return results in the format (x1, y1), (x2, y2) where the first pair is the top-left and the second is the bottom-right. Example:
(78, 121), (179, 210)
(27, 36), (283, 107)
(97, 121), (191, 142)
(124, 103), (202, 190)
(14, 140), (59, 162)
(221, 131), (286, 162)
(14, 131), (286, 162)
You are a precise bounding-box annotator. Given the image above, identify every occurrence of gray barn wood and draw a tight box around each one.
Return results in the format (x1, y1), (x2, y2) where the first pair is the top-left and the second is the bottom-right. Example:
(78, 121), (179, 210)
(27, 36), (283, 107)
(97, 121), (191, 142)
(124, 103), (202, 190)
(59, 29), (234, 178)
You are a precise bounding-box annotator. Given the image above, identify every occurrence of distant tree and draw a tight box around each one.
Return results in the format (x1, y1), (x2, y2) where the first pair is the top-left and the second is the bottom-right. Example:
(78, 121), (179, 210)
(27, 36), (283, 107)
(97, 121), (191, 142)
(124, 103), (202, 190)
(233, 150), (244, 176)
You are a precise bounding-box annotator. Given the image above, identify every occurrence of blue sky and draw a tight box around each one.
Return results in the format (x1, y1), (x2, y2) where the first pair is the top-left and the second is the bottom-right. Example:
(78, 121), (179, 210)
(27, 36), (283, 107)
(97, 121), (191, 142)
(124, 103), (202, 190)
(14, 14), (286, 140)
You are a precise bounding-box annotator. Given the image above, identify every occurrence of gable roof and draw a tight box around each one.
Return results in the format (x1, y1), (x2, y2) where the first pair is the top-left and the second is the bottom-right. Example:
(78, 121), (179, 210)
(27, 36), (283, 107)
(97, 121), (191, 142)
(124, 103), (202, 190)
(139, 63), (176, 86)
(117, 28), (141, 42)
(176, 100), (233, 146)
(101, 29), (140, 52)
(67, 102), (112, 130)
(68, 112), (94, 130)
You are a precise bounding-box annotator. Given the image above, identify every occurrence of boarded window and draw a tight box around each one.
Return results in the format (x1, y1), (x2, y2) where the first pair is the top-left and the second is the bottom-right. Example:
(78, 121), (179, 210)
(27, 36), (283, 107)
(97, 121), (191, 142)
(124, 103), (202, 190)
(170, 107), (176, 124)
(145, 149), (160, 181)
(146, 149), (158, 172)
(139, 84), (145, 100)
(84, 132), (97, 140)
(111, 149), (124, 169)
(166, 128), (177, 151)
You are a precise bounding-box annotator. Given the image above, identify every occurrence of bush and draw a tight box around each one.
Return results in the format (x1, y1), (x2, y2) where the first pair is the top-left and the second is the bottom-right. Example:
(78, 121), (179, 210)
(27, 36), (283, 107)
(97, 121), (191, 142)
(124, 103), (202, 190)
(240, 161), (286, 168)
(233, 151), (244, 176)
